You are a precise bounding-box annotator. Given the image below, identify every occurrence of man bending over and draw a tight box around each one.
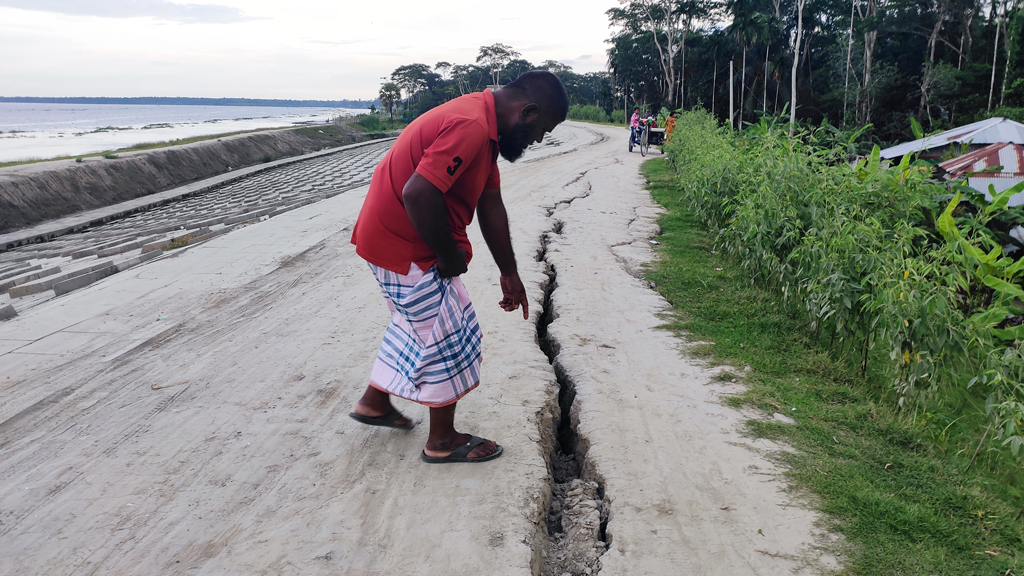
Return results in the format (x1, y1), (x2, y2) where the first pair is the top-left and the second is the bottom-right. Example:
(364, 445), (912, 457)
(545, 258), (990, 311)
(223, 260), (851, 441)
(349, 71), (569, 463)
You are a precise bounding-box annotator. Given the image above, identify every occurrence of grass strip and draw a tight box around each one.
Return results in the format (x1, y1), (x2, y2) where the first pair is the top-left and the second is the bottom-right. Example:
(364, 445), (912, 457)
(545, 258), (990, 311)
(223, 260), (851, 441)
(642, 157), (1024, 575)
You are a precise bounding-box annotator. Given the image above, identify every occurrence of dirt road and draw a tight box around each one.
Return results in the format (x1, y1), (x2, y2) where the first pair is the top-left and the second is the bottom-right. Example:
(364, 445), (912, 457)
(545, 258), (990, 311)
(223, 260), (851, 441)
(0, 122), (835, 575)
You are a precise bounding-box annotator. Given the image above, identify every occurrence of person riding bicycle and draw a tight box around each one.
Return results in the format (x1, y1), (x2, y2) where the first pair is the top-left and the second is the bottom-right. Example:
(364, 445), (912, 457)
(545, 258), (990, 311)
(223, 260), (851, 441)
(629, 107), (641, 147)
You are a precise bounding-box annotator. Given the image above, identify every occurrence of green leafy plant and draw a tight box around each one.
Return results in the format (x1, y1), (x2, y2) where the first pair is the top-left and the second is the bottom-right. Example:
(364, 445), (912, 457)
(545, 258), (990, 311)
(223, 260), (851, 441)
(354, 113), (391, 133)
(567, 104), (611, 123)
(662, 109), (1024, 468)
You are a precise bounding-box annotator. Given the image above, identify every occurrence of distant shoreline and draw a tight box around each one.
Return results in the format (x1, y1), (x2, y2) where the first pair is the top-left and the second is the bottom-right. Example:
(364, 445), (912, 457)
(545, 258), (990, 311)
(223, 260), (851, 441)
(0, 97), (377, 109)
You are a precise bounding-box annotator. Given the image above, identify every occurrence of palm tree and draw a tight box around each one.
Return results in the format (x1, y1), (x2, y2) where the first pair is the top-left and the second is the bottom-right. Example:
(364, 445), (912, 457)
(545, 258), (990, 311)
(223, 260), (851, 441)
(378, 82), (401, 126)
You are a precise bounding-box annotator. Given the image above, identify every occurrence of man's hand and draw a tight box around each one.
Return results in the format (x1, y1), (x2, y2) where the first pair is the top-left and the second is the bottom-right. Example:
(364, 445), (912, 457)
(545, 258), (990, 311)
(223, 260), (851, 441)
(436, 247), (468, 278)
(498, 274), (529, 320)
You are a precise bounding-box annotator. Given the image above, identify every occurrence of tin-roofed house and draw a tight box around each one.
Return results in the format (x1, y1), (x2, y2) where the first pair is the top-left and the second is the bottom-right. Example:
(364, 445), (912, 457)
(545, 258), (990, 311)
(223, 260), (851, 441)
(880, 117), (1024, 160)
(936, 142), (1024, 206)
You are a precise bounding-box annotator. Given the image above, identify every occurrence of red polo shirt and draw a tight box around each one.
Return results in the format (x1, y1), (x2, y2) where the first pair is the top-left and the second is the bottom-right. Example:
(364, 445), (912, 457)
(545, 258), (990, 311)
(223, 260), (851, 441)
(351, 89), (501, 274)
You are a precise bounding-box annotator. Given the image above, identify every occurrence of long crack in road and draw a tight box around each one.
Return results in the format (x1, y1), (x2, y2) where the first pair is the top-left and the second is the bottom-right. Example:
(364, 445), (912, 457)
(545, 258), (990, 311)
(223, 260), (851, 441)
(0, 122), (836, 576)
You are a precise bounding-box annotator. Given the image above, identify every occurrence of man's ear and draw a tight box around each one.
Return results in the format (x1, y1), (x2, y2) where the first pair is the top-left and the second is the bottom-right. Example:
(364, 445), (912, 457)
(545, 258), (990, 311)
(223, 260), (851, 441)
(520, 102), (540, 123)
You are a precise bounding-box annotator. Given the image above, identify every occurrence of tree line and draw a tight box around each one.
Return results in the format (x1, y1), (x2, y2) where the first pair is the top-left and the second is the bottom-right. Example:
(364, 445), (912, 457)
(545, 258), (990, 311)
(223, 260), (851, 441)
(375, 0), (1022, 143)
(608, 0), (1024, 142)
(376, 43), (614, 123)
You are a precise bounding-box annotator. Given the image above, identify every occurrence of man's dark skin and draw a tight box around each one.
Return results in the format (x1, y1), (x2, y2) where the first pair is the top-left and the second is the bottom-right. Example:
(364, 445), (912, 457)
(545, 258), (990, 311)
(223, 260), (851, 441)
(351, 88), (564, 459)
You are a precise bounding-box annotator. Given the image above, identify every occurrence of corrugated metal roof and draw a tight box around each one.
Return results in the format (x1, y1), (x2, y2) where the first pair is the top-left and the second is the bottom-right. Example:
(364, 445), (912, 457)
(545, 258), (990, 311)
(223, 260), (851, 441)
(879, 117), (1024, 159)
(938, 142), (1024, 178)
(969, 177), (1024, 206)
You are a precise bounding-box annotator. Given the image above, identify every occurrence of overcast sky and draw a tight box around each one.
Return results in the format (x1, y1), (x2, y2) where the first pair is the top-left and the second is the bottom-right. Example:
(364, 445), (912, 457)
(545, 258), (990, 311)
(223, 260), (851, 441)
(0, 0), (621, 100)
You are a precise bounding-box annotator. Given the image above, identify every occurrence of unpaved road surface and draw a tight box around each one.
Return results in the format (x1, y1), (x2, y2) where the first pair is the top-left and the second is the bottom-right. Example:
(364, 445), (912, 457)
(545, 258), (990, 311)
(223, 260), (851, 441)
(0, 122), (836, 575)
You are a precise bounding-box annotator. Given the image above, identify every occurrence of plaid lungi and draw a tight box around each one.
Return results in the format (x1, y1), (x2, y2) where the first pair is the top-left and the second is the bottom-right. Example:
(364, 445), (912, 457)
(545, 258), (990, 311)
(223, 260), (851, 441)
(368, 263), (482, 407)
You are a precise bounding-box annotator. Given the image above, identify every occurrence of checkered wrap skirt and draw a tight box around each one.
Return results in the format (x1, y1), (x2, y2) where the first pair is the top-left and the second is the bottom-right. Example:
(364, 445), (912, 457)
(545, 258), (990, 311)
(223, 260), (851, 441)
(368, 263), (482, 407)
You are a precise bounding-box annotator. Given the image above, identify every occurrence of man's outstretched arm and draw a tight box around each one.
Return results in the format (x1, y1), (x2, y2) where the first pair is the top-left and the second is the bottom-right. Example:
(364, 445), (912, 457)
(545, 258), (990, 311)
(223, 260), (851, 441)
(403, 172), (466, 277)
(477, 187), (529, 320)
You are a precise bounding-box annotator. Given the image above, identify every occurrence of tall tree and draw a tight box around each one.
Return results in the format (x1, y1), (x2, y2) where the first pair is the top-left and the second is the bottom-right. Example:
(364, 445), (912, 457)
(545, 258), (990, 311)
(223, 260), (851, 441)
(989, 0), (1006, 111)
(729, 0), (771, 126)
(541, 60), (574, 73)
(434, 61), (452, 81)
(608, 30), (667, 108)
(476, 43), (521, 85)
(390, 63), (439, 105)
(857, 0), (881, 124)
(608, 1), (684, 106)
(843, 0), (855, 123)
(502, 58), (536, 82)
(999, 0), (1021, 107)
(918, 0), (953, 120)
(791, 0), (806, 135)
(378, 82), (401, 123)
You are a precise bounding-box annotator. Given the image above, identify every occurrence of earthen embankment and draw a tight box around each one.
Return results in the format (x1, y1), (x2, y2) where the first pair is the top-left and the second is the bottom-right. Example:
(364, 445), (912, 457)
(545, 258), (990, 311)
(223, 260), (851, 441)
(0, 125), (379, 233)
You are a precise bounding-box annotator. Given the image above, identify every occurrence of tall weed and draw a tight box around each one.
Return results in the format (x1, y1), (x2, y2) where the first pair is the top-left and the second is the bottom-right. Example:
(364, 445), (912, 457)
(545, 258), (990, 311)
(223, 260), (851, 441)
(664, 110), (1024, 467)
(567, 104), (611, 123)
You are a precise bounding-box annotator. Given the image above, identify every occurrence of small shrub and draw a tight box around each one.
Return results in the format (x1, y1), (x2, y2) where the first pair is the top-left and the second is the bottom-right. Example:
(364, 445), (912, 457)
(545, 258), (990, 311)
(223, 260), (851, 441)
(610, 109), (625, 124)
(262, 154), (273, 163)
(160, 232), (204, 251)
(75, 157), (83, 163)
(355, 113), (390, 132)
(567, 104), (610, 123)
(102, 153), (118, 159)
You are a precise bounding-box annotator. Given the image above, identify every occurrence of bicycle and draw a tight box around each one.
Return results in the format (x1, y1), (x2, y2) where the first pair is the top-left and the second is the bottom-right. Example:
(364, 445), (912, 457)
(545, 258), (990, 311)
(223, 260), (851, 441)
(629, 118), (651, 154)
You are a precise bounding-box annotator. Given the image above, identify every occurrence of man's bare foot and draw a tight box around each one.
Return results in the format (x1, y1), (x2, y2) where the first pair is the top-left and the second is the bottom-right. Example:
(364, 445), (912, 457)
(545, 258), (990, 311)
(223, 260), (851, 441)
(423, 432), (500, 459)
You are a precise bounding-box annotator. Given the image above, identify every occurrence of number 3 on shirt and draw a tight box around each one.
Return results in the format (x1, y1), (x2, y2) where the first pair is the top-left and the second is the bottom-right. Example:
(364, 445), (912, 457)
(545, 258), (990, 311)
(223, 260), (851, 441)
(446, 156), (463, 176)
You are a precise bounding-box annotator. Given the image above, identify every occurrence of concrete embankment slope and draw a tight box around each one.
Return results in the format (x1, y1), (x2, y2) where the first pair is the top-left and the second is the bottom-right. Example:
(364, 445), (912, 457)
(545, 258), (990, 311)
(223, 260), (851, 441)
(0, 122), (834, 575)
(0, 124), (375, 233)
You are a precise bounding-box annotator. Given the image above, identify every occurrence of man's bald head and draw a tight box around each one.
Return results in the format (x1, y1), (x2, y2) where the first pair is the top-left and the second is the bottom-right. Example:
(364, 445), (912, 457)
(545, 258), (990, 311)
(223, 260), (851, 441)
(502, 71), (569, 122)
(492, 71), (569, 162)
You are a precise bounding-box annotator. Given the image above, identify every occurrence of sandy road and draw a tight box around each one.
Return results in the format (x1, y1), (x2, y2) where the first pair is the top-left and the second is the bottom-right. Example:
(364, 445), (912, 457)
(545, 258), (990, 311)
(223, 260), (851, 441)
(0, 122), (834, 575)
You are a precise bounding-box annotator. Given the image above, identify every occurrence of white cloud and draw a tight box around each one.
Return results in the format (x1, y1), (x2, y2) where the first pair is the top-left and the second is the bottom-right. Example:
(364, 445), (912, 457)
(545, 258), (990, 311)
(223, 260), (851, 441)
(0, 0), (255, 23)
(0, 0), (619, 99)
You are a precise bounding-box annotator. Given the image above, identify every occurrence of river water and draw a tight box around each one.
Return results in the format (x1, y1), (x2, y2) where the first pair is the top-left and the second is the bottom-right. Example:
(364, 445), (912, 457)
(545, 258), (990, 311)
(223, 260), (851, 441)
(0, 102), (367, 163)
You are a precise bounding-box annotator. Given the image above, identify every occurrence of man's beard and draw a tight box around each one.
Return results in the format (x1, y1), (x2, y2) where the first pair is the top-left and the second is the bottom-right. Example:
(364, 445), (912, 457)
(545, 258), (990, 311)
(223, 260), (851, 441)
(498, 120), (535, 163)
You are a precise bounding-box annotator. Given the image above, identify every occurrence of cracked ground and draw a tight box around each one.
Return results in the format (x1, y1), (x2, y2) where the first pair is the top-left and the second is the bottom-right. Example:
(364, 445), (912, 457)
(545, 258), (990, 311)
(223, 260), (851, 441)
(0, 122), (835, 576)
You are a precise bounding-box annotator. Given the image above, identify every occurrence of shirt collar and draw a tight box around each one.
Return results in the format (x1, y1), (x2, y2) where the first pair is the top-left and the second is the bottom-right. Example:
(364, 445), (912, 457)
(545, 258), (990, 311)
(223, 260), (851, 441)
(483, 88), (499, 143)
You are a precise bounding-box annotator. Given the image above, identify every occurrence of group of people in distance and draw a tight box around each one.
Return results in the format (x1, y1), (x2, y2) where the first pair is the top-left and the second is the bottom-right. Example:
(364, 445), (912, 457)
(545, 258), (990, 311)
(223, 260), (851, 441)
(629, 107), (678, 150)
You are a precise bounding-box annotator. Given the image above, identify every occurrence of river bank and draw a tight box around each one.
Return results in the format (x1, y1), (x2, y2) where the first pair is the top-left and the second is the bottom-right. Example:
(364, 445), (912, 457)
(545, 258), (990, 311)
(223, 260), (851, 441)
(0, 122), (389, 234)
(0, 101), (367, 163)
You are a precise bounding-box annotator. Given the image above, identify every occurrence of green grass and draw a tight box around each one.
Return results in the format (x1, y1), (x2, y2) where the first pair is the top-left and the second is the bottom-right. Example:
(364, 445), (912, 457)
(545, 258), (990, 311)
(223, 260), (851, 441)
(160, 231), (206, 251)
(641, 157), (1024, 575)
(351, 113), (405, 133)
(568, 118), (626, 127)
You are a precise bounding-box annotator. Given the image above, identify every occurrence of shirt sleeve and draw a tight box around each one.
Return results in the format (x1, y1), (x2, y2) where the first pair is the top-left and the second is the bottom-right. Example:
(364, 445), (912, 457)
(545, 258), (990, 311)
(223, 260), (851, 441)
(484, 156), (500, 190)
(415, 117), (488, 193)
